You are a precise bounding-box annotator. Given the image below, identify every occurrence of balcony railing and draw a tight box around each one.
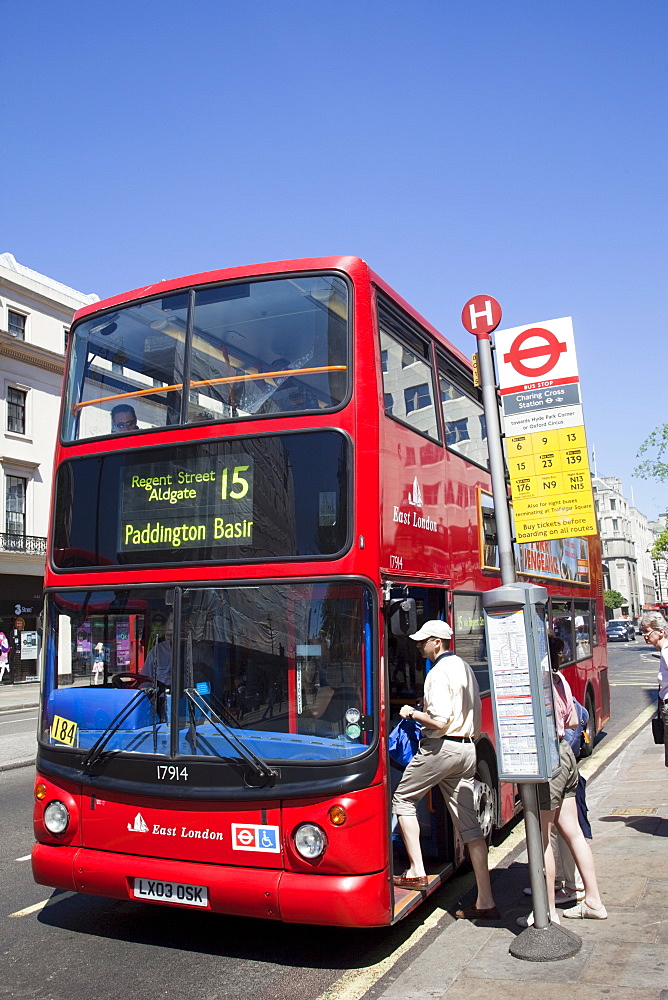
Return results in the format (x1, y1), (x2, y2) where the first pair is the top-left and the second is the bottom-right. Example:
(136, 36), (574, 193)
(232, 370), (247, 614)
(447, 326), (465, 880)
(0, 533), (47, 555)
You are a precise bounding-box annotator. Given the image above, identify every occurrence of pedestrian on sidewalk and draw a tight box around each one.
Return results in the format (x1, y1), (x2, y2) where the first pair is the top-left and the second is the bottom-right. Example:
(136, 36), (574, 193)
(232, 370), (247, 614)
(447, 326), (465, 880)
(552, 696), (592, 903)
(518, 631), (607, 926)
(640, 610), (668, 766)
(0, 631), (10, 683)
(391, 620), (499, 920)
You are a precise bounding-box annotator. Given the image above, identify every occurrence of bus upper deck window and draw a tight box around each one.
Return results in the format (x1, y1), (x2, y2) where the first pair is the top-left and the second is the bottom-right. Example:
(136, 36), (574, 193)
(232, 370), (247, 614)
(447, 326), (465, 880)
(62, 276), (349, 441)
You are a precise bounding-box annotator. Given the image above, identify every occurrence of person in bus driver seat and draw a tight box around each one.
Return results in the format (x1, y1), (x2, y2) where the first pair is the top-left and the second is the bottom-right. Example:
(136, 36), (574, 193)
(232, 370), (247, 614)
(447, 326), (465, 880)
(141, 616), (173, 683)
(391, 620), (499, 920)
(111, 403), (138, 433)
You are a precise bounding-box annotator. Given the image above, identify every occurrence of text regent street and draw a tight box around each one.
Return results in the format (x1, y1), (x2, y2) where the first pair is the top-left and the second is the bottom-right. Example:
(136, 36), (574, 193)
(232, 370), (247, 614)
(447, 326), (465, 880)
(131, 471), (216, 489)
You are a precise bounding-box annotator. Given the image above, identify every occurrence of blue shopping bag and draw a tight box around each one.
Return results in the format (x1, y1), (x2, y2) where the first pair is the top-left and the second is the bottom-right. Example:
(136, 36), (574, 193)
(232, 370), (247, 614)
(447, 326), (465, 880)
(388, 717), (420, 767)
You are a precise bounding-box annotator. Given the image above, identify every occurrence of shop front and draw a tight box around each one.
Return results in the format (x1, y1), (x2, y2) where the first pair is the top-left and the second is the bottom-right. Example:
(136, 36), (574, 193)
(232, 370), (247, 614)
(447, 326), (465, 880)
(0, 575), (44, 684)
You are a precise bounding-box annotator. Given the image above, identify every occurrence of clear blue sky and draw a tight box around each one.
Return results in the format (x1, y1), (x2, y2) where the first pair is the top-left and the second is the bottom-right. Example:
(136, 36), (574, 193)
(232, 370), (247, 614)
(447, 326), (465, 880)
(4, 0), (666, 519)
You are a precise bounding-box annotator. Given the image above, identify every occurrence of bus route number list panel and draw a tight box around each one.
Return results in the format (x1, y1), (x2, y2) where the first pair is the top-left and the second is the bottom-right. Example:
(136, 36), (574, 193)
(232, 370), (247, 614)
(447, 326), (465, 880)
(119, 456), (254, 553)
(506, 425), (597, 542)
(485, 608), (558, 781)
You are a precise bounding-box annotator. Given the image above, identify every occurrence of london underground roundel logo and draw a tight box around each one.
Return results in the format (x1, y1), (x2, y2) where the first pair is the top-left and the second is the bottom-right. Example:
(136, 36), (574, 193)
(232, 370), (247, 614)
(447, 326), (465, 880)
(503, 327), (567, 378)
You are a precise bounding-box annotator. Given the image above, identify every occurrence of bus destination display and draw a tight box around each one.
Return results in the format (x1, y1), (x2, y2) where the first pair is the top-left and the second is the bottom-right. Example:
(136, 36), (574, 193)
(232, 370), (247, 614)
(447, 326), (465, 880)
(119, 456), (254, 552)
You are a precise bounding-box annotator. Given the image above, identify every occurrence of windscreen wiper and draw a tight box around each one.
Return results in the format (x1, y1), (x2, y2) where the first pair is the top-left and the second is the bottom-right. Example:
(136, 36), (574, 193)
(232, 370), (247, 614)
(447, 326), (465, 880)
(82, 687), (158, 770)
(183, 687), (278, 786)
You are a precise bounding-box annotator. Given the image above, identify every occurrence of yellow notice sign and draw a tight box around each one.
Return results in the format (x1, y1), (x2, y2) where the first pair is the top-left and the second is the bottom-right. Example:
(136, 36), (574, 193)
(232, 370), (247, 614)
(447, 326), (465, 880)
(51, 715), (78, 746)
(506, 425), (596, 542)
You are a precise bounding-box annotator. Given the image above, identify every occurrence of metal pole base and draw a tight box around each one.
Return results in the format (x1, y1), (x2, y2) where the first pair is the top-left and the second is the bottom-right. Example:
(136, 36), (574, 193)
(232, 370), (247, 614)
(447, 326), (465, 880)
(510, 922), (582, 962)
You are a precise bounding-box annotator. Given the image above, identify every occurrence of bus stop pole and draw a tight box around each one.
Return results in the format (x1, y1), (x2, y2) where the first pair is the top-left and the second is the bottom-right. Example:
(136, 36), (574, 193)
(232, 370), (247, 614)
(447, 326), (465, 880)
(474, 331), (552, 935)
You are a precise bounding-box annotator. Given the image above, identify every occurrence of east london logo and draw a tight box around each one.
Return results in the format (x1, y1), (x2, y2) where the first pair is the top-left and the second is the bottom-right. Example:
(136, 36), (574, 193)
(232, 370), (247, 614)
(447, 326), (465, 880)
(127, 812), (224, 841)
(393, 477), (437, 532)
(407, 477), (423, 508)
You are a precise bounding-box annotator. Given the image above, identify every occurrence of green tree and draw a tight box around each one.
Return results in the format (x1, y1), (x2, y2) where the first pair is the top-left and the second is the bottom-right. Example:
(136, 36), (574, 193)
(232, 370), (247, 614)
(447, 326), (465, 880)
(650, 528), (668, 559)
(635, 424), (668, 482)
(604, 589), (627, 612)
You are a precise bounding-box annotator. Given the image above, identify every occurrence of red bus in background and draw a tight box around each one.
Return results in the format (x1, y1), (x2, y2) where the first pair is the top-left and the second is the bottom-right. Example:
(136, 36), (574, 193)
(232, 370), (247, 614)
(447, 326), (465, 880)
(32, 256), (609, 927)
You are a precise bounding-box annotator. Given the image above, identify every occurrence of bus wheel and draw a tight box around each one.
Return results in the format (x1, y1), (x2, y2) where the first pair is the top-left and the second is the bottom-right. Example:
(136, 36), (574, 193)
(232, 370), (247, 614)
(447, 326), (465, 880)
(474, 760), (496, 844)
(579, 693), (596, 759)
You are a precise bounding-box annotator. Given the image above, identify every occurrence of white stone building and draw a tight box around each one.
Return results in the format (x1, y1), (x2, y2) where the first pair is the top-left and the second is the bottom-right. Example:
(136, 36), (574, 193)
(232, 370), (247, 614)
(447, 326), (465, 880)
(592, 473), (667, 616)
(0, 253), (97, 683)
(592, 476), (639, 616)
(630, 504), (656, 608)
(648, 513), (668, 609)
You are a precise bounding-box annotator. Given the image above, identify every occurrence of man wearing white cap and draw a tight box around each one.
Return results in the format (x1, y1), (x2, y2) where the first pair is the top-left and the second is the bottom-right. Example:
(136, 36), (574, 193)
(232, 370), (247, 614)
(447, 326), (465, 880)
(391, 620), (499, 920)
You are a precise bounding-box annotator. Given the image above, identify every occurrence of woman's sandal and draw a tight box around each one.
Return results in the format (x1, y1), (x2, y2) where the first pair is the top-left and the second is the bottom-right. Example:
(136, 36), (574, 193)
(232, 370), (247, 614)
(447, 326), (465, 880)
(562, 900), (608, 919)
(555, 885), (585, 905)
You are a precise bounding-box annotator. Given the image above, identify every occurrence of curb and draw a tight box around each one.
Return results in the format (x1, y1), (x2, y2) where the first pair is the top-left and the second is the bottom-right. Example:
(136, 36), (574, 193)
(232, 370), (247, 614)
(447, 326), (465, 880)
(0, 702), (39, 714)
(0, 758), (35, 772)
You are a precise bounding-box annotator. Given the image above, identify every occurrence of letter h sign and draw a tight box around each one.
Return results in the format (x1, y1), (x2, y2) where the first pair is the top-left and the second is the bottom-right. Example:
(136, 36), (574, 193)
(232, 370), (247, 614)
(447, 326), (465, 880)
(461, 295), (502, 338)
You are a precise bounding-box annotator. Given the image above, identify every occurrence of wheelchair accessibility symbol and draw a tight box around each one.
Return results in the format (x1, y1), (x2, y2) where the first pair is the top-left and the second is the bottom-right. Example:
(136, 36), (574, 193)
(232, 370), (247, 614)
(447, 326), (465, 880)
(231, 823), (281, 853)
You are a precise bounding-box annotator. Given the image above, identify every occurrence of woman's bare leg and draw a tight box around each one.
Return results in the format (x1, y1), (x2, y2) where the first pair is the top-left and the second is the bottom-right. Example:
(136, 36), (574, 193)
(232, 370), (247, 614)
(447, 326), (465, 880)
(553, 796), (603, 909)
(540, 809), (559, 920)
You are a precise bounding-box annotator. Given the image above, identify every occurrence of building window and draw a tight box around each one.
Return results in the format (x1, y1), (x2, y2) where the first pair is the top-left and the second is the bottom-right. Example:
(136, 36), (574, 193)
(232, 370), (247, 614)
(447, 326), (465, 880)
(610, 499), (616, 510)
(64, 327), (70, 353)
(404, 383), (432, 414)
(7, 388), (26, 434)
(6, 476), (26, 535)
(440, 378), (463, 402)
(7, 310), (26, 340)
(612, 518), (619, 532)
(380, 349), (388, 373)
(445, 418), (470, 446)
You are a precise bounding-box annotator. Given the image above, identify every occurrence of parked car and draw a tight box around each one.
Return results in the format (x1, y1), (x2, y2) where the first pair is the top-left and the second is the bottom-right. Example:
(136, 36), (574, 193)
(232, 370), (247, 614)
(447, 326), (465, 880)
(606, 620), (632, 642)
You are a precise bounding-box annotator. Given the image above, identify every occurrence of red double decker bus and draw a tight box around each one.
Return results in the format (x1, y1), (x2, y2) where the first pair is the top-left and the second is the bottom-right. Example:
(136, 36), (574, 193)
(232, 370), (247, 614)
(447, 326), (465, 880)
(32, 256), (609, 927)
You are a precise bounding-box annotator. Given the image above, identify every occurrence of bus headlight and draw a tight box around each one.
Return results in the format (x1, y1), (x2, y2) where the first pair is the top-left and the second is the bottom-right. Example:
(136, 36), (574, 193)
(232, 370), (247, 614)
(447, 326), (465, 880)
(294, 823), (327, 859)
(43, 800), (69, 835)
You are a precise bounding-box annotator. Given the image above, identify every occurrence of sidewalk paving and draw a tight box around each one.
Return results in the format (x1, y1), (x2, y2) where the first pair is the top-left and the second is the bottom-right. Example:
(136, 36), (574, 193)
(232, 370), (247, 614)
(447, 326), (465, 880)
(0, 680), (39, 713)
(0, 681), (39, 771)
(375, 722), (668, 1000)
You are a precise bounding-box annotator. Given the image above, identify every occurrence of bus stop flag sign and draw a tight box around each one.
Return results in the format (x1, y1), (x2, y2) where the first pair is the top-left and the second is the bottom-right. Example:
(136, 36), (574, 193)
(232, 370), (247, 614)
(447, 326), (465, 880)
(494, 317), (597, 543)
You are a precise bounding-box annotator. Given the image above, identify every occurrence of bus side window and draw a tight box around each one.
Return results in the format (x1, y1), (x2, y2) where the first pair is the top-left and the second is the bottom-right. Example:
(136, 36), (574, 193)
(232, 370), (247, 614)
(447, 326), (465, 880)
(452, 592), (489, 695)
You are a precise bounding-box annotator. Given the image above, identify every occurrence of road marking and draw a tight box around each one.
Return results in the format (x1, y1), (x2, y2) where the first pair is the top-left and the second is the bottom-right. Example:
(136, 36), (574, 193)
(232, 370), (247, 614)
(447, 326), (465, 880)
(15, 855), (31, 862)
(0, 716), (38, 726)
(9, 891), (76, 918)
(313, 702), (656, 1000)
(610, 683), (656, 687)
